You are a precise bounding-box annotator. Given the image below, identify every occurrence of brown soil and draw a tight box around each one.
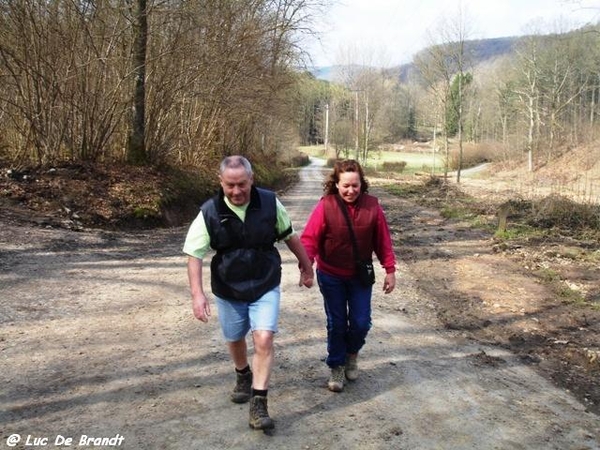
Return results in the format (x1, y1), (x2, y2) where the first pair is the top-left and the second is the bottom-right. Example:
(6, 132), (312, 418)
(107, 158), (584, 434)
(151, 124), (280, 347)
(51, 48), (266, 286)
(1, 160), (599, 449)
(376, 177), (600, 415)
(0, 163), (211, 231)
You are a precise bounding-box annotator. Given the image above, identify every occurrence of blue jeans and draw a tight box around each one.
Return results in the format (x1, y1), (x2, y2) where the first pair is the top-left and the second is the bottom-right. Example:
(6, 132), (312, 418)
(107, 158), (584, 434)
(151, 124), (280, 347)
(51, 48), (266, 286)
(317, 270), (373, 368)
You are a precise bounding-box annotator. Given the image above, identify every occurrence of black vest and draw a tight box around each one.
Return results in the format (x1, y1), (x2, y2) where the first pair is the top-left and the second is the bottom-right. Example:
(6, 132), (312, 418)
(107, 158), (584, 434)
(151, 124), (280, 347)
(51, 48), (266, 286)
(201, 186), (290, 301)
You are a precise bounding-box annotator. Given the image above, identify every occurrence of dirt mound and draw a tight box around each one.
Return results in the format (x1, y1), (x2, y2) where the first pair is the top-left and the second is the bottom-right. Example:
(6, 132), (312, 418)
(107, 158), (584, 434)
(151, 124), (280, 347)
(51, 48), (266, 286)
(374, 174), (600, 415)
(0, 163), (211, 230)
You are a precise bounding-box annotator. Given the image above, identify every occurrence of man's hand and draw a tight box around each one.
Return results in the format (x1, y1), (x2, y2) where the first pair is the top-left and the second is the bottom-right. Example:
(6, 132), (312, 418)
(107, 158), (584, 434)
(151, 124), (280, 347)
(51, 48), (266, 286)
(284, 235), (314, 288)
(187, 256), (210, 322)
(192, 293), (211, 322)
(299, 267), (314, 288)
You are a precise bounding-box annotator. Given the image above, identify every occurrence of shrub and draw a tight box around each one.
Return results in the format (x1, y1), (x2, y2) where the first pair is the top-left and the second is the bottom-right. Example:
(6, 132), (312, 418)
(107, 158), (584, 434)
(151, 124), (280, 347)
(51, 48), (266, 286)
(447, 142), (495, 170)
(529, 195), (600, 230)
(326, 157), (337, 168)
(381, 161), (407, 173)
(290, 153), (310, 167)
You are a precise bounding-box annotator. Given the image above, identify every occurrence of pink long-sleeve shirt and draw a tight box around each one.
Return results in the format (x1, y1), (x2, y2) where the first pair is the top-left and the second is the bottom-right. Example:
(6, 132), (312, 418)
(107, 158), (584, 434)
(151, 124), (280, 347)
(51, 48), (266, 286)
(301, 196), (396, 279)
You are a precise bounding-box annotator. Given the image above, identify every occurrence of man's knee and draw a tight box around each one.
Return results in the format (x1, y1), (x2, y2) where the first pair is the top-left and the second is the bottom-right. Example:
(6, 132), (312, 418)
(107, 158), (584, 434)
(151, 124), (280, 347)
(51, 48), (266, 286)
(252, 330), (274, 351)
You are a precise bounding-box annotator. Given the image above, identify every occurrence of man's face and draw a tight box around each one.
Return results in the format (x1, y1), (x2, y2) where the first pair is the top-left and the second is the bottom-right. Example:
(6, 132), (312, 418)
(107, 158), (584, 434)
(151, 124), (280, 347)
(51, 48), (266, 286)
(220, 166), (253, 206)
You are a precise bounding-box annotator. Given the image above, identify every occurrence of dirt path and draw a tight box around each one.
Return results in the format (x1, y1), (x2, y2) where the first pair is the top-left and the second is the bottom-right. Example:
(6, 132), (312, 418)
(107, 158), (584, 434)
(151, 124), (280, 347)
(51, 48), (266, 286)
(1, 158), (599, 450)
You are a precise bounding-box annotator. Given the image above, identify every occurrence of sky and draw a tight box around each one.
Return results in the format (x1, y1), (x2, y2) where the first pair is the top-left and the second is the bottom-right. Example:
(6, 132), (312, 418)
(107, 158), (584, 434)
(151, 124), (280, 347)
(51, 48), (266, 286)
(307, 0), (600, 67)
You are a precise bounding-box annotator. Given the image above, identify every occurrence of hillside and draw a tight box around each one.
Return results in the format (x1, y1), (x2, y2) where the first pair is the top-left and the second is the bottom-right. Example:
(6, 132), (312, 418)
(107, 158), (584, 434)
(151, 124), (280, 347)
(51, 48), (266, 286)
(0, 163), (209, 231)
(458, 141), (600, 205)
(0, 161), (298, 231)
(311, 35), (519, 82)
(312, 27), (600, 83)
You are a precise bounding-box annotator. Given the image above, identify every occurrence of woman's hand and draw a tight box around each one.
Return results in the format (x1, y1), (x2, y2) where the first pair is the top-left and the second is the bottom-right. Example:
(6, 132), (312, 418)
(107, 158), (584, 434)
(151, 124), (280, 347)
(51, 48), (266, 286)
(299, 267), (314, 288)
(383, 272), (396, 294)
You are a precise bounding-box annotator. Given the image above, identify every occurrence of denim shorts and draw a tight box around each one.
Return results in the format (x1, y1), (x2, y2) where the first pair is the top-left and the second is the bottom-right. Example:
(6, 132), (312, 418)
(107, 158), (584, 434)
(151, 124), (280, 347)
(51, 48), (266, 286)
(215, 286), (281, 342)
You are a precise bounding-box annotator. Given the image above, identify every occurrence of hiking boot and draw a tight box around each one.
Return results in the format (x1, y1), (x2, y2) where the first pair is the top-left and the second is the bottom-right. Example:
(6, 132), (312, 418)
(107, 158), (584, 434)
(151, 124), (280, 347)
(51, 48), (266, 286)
(327, 366), (345, 392)
(345, 355), (359, 381)
(230, 370), (252, 404)
(249, 395), (275, 430)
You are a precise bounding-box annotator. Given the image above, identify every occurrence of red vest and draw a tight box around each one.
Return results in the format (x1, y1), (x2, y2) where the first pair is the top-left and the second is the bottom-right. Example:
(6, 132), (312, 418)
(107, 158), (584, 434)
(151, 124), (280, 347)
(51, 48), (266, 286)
(320, 193), (379, 271)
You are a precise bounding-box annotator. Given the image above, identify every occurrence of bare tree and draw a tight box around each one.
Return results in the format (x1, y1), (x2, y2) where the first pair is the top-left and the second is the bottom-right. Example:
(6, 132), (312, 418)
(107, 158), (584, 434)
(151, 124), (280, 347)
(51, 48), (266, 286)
(0, 0), (132, 165)
(127, 0), (148, 165)
(415, 4), (474, 181)
(0, 0), (325, 169)
(332, 44), (394, 163)
(415, 42), (454, 179)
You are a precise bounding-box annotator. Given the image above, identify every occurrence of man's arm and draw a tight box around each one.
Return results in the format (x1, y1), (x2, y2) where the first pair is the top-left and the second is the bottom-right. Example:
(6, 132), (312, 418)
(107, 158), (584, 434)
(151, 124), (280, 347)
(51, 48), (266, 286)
(284, 234), (314, 288)
(187, 256), (211, 322)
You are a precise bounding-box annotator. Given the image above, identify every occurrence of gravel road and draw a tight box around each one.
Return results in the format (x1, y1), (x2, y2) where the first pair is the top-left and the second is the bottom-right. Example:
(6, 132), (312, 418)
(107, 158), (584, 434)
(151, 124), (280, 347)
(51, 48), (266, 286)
(1, 157), (598, 450)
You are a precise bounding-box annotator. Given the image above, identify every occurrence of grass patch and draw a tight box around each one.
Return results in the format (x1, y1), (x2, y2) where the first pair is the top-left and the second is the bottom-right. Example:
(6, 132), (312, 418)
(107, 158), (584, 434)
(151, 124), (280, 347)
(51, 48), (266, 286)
(368, 151), (444, 175)
(535, 267), (561, 283)
(380, 161), (407, 172)
(558, 285), (587, 305)
(382, 183), (424, 197)
(470, 215), (495, 230)
(440, 204), (492, 230)
(533, 267), (595, 308)
(298, 145), (445, 174)
(587, 250), (600, 264)
(493, 223), (544, 240)
(133, 206), (160, 220)
(440, 205), (468, 219)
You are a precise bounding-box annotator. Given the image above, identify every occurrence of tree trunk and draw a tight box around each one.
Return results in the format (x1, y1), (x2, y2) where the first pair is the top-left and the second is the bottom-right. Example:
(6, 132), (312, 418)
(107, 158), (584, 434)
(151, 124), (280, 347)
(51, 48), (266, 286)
(456, 74), (463, 184)
(127, 0), (148, 165)
(527, 91), (535, 172)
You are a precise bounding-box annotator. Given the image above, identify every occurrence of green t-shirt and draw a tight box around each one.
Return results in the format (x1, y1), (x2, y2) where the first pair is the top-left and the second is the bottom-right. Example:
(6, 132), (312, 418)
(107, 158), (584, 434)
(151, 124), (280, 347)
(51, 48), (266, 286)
(183, 196), (294, 259)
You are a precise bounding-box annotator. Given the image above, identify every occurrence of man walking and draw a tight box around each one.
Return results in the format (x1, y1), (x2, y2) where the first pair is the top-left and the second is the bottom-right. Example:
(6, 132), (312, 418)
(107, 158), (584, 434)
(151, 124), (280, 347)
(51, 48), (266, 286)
(183, 155), (314, 430)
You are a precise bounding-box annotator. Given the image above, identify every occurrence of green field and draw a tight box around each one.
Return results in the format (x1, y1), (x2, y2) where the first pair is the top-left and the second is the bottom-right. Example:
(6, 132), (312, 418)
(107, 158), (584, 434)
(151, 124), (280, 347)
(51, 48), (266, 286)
(298, 145), (444, 174)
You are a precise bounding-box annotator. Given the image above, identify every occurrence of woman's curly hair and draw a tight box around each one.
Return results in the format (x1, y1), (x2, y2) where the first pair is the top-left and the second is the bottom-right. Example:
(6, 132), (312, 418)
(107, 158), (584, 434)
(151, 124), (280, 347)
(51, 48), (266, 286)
(323, 159), (369, 195)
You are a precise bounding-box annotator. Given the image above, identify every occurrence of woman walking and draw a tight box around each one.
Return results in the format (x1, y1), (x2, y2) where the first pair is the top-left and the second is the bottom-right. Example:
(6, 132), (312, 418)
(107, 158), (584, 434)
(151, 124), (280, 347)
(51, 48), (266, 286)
(301, 159), (396, 392)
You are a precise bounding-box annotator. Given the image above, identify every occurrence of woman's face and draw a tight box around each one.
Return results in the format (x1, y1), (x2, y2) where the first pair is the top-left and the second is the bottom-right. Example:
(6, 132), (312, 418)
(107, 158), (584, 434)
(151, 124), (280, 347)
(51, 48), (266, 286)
(336, 171), (361, 203)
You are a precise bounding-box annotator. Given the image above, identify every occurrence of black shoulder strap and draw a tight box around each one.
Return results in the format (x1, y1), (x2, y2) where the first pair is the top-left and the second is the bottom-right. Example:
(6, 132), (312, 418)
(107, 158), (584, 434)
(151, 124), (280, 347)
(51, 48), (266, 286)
(334, 195), (360, 262)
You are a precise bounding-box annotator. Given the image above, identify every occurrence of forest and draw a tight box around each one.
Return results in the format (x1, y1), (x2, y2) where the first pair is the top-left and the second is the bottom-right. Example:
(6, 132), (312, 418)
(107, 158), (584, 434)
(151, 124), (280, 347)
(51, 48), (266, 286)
(300, 23), (600, 178)
(1, 0), (600, 195)
(0, 0), (323, 174)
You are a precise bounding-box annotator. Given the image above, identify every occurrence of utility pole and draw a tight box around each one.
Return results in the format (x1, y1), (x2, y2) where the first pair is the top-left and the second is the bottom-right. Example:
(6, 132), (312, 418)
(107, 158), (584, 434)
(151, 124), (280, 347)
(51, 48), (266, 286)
(324, 103), (329, 154)
(351, 90), (363, 160)
(364, 93), (369, 161)
(354, 90), (359, 160)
